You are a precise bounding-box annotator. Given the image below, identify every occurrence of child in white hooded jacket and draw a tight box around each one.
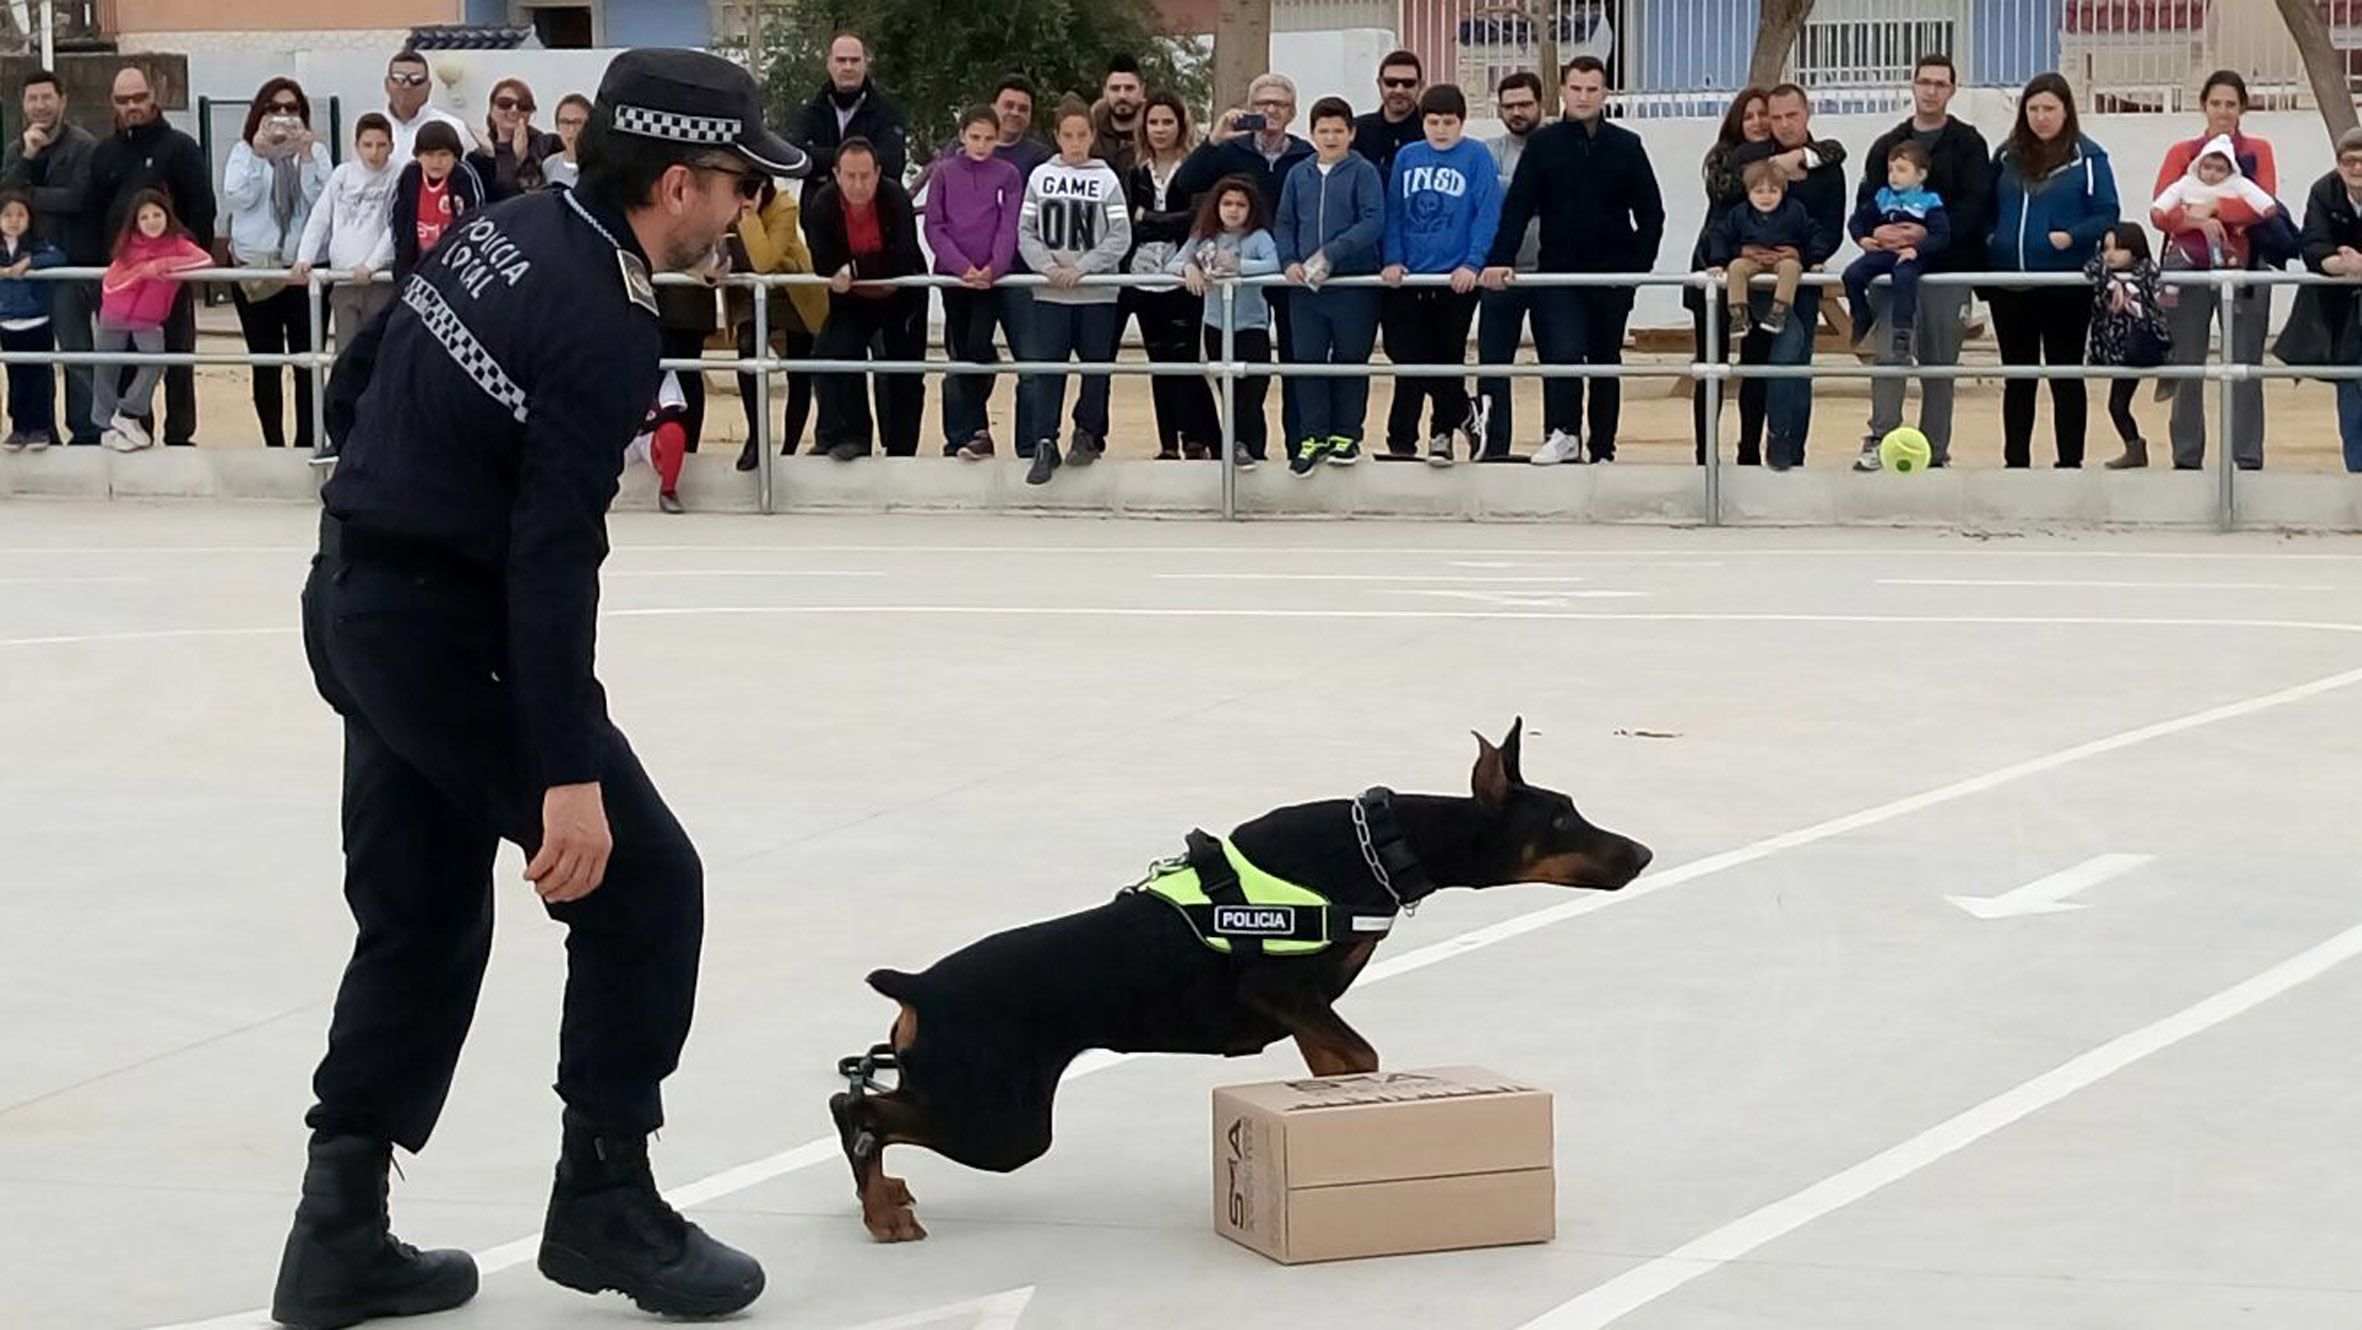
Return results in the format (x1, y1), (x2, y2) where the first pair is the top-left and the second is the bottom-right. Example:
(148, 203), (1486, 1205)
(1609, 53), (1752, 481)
(293, 113), (400, 351)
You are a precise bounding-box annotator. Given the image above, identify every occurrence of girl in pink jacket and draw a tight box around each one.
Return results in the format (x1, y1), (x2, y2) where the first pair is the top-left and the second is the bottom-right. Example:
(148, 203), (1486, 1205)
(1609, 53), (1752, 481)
(96, 189), (211, 451)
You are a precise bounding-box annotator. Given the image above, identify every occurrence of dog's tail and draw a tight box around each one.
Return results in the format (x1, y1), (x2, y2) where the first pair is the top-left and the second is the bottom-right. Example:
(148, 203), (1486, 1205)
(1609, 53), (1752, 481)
(865, 968), (921, 1003)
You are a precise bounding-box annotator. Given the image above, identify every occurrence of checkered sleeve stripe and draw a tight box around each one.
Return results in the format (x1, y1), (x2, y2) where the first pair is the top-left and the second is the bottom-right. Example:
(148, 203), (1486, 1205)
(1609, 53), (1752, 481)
(613, 104), (738, 146)
(401, 276), (530, 424)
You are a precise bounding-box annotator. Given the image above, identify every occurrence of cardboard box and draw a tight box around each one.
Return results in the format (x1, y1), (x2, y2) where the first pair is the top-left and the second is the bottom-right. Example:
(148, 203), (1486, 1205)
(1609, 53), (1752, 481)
(1212, 1066), (1555, 1264)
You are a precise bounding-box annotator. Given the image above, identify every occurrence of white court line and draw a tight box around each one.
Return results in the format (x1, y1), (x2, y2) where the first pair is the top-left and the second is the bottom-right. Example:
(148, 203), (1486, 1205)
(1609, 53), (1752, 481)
(0, 575), (148, 585)
(1881, 578), (2335, 591)
(606, 569), (887, 578)
(10, 541), (2362, 561)
(1518, 918), (2362, 1329)
(143, 660), (2362, 1330)
(15, 611), (2362, 657)
(1157, 573), (1595, 583)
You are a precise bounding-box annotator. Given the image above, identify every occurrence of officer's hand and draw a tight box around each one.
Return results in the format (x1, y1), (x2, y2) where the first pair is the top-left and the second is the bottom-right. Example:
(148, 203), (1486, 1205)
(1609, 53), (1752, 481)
(829, 265), (853, 294)
(527, 782), (611, 903)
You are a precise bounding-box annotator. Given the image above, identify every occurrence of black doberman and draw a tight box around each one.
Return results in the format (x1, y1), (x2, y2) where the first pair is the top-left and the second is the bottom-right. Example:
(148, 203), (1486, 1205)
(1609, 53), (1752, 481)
(829, 720), (1652, 1241)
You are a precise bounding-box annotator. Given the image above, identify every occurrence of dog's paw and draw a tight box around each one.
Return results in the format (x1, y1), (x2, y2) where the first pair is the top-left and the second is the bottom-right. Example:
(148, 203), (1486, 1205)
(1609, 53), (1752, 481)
(863, 1203), (928, 1243)
(880, 1175), (916, 1208)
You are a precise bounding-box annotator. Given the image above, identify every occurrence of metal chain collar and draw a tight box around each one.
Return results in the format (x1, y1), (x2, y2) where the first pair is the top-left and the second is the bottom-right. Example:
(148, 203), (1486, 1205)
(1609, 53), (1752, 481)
(1350, 796), (1415, 916)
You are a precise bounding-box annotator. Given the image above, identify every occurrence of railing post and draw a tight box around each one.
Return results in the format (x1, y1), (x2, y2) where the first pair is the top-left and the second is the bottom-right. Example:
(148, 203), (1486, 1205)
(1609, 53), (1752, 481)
(753, 274), (774, 516)
(1220, 279), (1238, 522)
(306, 270), (330, 465)
(2216, 270), (2237, 533)
(1702, 272), (1723, 527)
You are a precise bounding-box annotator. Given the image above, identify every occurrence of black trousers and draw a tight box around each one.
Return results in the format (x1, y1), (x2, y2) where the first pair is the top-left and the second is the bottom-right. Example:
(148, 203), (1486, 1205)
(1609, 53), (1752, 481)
(736, 321), (814, 454)
(299, 519), (703, 1150)
(1124, 286), (1219, 451)
(231, 283), (315, 449)
(815, 291), (925, 455)
(1988, 285), (2090, 468)
(1382, 287), (1478, 443)
(1691, 305), (1768, 465)
(1205, 323), (1271, 458)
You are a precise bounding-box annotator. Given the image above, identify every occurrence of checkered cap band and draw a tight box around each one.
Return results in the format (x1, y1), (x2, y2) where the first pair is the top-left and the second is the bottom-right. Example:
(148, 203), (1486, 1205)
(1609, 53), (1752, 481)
(402, 276), (530, 424)
(612, 103), (739, 146)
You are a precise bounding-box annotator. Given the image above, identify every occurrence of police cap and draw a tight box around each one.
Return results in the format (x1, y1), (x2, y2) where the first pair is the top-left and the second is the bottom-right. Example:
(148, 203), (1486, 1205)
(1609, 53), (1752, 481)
(596, 47), (810, 179)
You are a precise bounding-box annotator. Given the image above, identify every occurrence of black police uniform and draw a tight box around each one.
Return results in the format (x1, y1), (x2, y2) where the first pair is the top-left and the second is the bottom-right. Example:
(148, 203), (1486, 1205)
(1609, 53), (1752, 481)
(297, 53), (808, 1151)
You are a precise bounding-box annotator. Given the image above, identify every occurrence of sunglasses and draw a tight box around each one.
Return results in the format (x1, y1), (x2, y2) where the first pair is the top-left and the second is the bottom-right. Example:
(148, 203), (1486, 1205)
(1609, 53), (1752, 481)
(494, 96), (534, 112)
(388, 72), (428, 87)
(695, 163), (765, 200)
(267, 100), (301, 113)
(1382, 77), (1420, 89)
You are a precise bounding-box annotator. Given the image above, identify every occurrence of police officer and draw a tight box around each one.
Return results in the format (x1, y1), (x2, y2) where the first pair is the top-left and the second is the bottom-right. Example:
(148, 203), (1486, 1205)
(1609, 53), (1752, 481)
(273, 49), (805, 1328)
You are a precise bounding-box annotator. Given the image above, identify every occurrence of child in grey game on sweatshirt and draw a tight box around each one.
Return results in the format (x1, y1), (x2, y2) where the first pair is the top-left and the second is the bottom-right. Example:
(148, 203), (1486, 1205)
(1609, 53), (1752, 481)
(1017, 95), (1132, 484)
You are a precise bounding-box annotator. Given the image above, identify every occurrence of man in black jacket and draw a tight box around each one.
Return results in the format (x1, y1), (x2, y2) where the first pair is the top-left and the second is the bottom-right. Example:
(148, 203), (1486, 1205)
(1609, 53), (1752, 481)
(1849, 53), (1989, 471)
(1351, 49), (1425, 178)
(791, 33), (909, 208)
(1480, 57), (1664, 463)
(807, 138), (926, 458)
(84, 66), (214, 447)
(1, 69), (97, 444)
(1738, 83), (1845, 471)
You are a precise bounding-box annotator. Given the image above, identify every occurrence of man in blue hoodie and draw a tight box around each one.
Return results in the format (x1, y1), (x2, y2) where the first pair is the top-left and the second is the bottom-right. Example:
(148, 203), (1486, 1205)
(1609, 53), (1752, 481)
(1382, 83), (1500, 465)
(1275, 96), (1384, 474)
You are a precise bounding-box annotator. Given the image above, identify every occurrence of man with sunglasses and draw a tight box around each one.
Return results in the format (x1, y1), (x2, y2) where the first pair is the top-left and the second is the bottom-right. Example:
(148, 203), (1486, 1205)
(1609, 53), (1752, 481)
(381, 48), (468, 168)
(278, 49), (808, 1328)
(82, 64), (213, 447)
(1352, 49), (1427, 178)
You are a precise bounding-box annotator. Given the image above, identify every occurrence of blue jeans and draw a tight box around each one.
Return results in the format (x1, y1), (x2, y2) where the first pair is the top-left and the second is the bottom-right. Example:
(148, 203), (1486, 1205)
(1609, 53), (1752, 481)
(1763, 286), (1819, 467)
(1843, 250), (1923, 349)
(1287, 286), (1380, 446)
(1532, 286), (1632, 458)
(1477, 285), (1575, 457)
(2339, 380), (2362, 473)
(1026, 299), (1121, 444)
(996, 285), (1043, 453)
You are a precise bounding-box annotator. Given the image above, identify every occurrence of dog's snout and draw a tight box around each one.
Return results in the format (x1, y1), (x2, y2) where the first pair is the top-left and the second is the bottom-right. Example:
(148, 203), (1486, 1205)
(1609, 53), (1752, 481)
(1630, 843), (1654, 874)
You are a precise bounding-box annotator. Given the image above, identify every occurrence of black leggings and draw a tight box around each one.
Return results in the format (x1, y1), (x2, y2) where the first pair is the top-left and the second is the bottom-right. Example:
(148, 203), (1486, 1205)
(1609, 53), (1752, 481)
(2107, 378), (2144, 446)
(1987, 286), (2090, 467)
(1691, 303), (1766, 465)
(231, 283), (314, 449)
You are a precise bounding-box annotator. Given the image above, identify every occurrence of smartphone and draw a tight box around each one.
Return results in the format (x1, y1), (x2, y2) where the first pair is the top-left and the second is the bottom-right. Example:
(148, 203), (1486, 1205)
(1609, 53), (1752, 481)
(1234, 113), (1267, 133)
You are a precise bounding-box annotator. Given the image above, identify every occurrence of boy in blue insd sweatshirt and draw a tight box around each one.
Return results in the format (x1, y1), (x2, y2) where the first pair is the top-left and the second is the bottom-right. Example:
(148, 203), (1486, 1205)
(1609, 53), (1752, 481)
(1381, 84), (1500, 466)
(1276, 95), (1384, 472)
(1842, 139), (1949, 362)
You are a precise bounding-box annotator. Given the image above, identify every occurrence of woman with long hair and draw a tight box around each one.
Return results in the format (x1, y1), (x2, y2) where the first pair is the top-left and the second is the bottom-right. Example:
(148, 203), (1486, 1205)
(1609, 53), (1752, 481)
(1127, 90), (1221, 457)
(1688, 86), (1771, 465)
(222, 76), (332, 449)
(2149, 68), (2277, 469)
(1984, 72), (2118, 467)
(472, 76), (564, 201)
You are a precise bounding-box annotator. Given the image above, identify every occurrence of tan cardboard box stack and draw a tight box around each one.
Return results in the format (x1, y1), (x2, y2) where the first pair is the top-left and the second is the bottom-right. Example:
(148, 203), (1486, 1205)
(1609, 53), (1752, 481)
(1212, 1066), (1555, 1264)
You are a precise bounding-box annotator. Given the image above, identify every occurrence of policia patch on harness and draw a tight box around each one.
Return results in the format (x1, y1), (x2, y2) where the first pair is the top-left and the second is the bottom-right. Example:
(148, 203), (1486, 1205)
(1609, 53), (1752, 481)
(1127, 792), (1430, 957)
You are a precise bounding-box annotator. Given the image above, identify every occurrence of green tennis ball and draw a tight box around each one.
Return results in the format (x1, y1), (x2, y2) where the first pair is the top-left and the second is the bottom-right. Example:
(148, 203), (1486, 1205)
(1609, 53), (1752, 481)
(1878, 427), (1933, 474)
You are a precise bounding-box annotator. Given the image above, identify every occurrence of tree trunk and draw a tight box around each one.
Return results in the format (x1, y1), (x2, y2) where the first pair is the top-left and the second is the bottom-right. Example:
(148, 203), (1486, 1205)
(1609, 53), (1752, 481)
(1532, 0), (1559, 100)
(2271, 0), (2359, 140)
(1215, 0), (1273, 116)
(1747, 0), (1814, 90)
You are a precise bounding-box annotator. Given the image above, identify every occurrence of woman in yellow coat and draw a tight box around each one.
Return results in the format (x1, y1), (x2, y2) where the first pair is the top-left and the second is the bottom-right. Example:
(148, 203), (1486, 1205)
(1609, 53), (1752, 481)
(730, 179), (832, 470)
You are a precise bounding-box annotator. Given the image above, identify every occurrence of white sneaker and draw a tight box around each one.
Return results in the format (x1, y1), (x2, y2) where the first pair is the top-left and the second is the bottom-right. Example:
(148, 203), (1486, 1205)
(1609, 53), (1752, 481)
(1531, 431), (1583, 465)
(101, 425), (136, 452)
(1851, 440), (1882, 473)
(1463, 398), (1492, 455)
(1425, 434), (1454, 468)
(110, 413), (151, 450)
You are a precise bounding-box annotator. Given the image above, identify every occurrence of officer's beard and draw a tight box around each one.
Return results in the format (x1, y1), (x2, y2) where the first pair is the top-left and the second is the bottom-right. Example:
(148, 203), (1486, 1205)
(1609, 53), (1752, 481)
(659, 232), (730, 277)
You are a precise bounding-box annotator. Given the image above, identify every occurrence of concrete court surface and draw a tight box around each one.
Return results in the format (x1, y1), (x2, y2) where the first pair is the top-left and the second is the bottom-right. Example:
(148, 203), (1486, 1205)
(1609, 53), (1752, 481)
(4, 500), (2362, 1330)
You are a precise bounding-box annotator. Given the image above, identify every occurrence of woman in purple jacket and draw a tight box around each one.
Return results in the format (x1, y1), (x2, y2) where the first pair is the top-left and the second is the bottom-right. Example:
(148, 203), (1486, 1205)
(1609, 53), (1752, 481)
(925, 105), (1024, 458)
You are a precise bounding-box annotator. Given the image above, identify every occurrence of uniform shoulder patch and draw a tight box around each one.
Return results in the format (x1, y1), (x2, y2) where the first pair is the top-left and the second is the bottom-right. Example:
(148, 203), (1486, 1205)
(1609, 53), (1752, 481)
(618, 251), (658, 315)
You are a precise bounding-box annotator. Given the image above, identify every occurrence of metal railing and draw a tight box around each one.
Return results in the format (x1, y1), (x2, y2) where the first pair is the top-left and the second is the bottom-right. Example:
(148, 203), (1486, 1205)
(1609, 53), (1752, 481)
(3, 263), (2356, 531)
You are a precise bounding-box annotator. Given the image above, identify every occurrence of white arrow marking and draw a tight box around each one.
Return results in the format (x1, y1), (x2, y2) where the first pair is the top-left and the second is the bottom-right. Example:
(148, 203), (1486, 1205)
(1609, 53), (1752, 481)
(1881, 578), (2332, 591)
(1385, 588), (1648, 607)
(1946, 853), (2153, 920)
(834, 1285), (1036, 1330)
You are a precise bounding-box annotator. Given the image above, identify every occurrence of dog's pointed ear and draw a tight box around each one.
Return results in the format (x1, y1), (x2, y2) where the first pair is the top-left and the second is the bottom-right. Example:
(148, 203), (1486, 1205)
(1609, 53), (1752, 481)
(1500, 717), (1525, 787)
(1472, 728), (1511, 810)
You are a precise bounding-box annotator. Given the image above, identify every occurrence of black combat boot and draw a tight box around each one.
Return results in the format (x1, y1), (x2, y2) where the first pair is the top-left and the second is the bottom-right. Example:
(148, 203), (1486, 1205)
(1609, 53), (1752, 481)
(269, 1134), (478, 1329)
(536, 1109), (765, 1318)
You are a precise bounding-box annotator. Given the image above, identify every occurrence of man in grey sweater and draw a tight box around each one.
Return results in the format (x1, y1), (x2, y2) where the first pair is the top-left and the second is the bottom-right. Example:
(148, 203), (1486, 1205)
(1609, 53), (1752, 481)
(0, 69), (97, 445)
(1476, 71), (1547, 460)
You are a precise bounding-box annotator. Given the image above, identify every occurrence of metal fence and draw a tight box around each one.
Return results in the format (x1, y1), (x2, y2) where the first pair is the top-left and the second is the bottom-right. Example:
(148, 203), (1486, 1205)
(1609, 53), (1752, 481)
(3, 263), (2355, 531)
(1301, 0), (2362, 118)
